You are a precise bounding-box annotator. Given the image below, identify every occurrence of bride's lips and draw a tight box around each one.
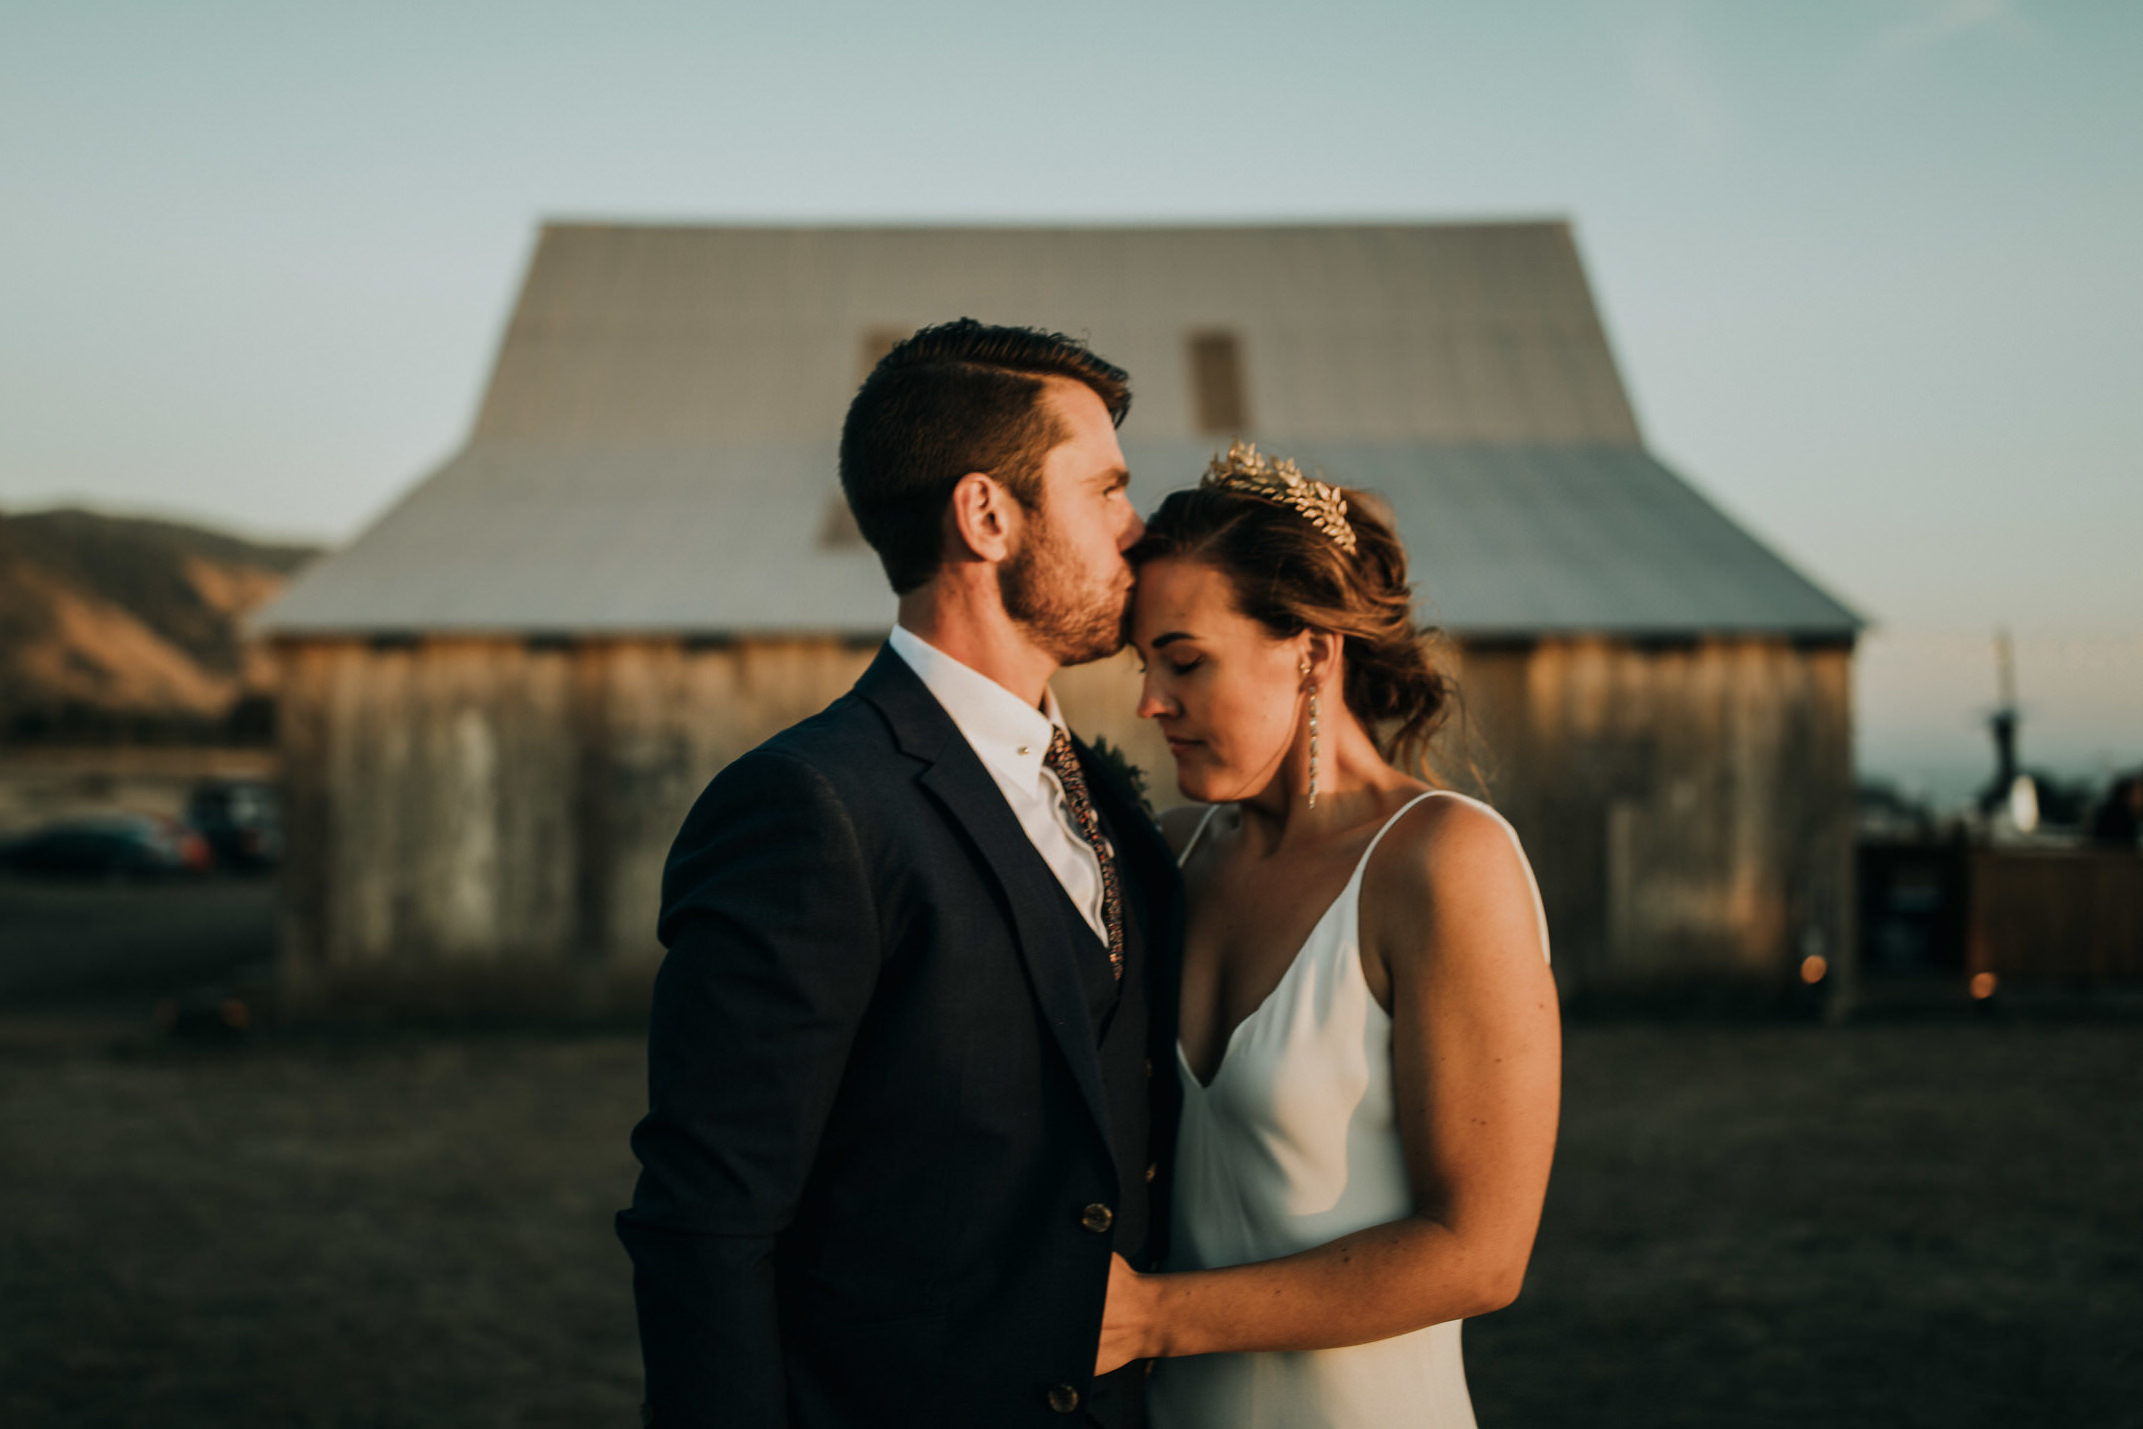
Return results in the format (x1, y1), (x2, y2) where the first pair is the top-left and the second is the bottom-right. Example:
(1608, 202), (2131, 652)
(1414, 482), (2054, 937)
(1164, 736), (1203, 758)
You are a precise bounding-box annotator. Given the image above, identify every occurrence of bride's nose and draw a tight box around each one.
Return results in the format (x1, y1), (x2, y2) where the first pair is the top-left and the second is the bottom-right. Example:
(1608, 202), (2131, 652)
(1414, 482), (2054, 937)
(1136, 678), (1177, 721)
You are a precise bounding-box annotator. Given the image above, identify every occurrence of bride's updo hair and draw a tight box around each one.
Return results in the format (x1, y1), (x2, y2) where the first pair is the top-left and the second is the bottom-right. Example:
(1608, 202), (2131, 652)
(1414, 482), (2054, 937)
(1128, 472), (1459, 778)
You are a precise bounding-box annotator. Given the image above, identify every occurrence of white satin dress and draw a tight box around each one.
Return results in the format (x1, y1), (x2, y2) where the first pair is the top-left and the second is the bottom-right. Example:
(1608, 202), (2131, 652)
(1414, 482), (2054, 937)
(1147, 792), (1550, 1429)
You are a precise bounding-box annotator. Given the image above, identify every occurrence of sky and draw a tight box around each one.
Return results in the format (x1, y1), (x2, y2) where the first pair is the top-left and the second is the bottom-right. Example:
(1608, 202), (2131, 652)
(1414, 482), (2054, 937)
(2, 0), (2137, 801)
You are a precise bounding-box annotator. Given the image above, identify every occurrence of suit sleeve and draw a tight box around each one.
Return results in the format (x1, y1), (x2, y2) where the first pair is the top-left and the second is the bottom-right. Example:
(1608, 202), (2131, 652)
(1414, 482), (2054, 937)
(617, 749), (880, 1428)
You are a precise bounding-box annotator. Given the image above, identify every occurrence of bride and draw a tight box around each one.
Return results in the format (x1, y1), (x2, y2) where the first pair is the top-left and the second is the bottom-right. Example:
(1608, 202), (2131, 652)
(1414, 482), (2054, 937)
(1102, 445), (1560, 1428)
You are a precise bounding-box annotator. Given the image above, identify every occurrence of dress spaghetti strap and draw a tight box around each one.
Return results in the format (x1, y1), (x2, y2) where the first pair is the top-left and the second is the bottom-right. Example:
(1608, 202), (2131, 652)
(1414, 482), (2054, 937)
(1179, 793), (1437, 876)
(1357, 790), (1552, 964)
(1176, 804), (1225, 867)
(1352, 791), (1447, 886)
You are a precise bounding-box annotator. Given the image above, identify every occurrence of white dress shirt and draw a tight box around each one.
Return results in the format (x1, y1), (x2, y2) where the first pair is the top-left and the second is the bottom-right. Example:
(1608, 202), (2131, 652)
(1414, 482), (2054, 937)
(887, 625), (1109, 944)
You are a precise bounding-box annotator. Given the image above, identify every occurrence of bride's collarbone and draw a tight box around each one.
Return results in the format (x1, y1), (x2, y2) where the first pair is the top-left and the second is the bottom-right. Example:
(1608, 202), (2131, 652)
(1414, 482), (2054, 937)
(1179, 801), (1429, 1063)
(1183, 793), (1431, 943)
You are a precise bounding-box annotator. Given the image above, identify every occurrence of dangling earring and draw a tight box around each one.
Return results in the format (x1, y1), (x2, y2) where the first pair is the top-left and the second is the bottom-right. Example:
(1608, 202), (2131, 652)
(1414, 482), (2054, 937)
(1300, 656), (1320, 810)
(1308, 689), (1321, 809)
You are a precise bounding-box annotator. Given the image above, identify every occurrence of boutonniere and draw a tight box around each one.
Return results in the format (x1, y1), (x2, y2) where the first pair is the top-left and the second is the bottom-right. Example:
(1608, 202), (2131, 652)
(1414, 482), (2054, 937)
(1086, 735), (1157, 823)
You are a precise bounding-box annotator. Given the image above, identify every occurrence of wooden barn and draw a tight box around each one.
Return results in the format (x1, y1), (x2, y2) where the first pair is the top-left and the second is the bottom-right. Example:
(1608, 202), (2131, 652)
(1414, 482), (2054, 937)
(258, 222), (1862, 1014)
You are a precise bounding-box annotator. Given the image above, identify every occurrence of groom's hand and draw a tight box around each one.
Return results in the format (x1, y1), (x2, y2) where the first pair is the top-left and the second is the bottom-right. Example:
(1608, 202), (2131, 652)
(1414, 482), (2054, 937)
(1094, 1252), (1161, 1376)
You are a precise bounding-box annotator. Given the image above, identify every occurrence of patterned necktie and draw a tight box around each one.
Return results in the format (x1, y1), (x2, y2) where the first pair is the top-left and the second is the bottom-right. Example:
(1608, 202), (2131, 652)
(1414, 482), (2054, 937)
(1044, 727), (1125, 982)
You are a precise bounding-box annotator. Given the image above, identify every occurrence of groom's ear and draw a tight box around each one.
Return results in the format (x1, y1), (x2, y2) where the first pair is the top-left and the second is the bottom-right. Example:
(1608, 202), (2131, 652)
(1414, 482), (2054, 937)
(945, 471), (1019, 564)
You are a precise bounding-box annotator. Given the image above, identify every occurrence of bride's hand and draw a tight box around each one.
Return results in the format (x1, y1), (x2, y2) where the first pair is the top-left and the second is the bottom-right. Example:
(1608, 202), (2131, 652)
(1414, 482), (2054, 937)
(1095, 1252), (1161, 1376)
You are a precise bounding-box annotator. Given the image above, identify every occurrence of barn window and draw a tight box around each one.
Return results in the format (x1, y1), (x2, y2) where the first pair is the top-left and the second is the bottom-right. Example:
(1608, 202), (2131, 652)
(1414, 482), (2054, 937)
(858, 327), (911, 382)
(1187, 331), (1249, 435)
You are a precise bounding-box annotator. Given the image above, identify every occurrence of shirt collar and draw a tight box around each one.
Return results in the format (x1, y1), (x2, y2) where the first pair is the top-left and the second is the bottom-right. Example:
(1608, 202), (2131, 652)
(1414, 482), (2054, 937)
(888, 625), (1065, 789)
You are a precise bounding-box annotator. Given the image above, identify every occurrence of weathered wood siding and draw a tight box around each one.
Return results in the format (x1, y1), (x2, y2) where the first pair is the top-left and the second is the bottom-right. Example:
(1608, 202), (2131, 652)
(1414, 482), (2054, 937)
(1446, 637), (1855, 1000)
(276, 636), (874, 1012)
(276, 632), (1851, 1011)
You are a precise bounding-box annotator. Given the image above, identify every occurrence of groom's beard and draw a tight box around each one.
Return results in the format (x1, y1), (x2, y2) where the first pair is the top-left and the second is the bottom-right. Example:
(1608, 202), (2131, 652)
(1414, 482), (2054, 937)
(998, 510), (1127, 667)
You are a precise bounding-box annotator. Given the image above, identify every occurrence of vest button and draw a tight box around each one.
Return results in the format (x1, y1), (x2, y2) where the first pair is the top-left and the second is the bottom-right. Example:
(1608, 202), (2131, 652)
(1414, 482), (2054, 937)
(1047, 1383), (1081, 1413)
(1145, 1162), (1157, 1184)
(1080, 1202), (1114, 1233)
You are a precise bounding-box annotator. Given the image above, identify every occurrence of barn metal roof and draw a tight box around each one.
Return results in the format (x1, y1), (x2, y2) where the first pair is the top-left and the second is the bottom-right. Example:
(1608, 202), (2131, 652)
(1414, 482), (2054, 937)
(259, 440), (1859, 638)
(257, 222), (1860, 639)
(465, 222), (1643, 447)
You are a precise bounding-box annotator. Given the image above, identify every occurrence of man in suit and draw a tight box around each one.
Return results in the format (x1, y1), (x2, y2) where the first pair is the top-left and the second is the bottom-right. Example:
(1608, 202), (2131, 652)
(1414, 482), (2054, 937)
(618, 320), (1181, 1428)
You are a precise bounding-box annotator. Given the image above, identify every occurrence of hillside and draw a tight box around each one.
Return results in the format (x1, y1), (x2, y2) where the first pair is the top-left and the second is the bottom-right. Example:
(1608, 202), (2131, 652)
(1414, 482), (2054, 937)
(0, 506), (323, 739)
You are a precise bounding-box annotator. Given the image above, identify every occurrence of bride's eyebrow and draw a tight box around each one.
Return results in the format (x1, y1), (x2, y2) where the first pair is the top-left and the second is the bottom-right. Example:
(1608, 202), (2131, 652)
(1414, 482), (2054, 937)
(1151, 632), (1195, 648)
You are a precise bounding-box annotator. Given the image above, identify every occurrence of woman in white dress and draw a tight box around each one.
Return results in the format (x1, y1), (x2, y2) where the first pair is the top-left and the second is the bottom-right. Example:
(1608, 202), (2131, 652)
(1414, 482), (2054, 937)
(1100, 445), (1560, 1428)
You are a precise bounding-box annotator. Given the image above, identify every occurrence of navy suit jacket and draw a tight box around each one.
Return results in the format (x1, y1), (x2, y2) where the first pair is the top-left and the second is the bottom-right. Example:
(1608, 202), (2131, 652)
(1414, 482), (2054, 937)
(618, 645), (1183, 1427)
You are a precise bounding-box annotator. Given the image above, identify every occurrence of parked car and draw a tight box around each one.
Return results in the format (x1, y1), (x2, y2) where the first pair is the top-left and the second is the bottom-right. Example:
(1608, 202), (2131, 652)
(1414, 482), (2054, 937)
(0, 813), (210, 880)
(185, 779), (283, 872)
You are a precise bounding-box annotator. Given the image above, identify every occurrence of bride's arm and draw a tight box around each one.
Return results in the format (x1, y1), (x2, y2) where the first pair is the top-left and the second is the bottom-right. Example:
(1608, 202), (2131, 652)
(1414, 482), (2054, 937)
(1099, 798), (1560, 1370)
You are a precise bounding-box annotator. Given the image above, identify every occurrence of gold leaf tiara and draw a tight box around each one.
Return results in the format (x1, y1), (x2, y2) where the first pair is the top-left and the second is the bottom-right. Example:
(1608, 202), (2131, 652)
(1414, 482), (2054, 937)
(1199, 441), (1357, 554)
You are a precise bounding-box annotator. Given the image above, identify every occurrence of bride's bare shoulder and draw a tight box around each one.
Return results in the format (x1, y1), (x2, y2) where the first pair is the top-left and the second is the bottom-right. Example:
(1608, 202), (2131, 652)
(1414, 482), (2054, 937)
(1367, 794), (1539, 946)
(1382, 790), (1516, 852)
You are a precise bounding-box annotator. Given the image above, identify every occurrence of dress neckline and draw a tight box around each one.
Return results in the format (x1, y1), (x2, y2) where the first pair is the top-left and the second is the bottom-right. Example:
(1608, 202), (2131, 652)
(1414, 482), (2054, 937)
(1175, 792), (1445, 1091)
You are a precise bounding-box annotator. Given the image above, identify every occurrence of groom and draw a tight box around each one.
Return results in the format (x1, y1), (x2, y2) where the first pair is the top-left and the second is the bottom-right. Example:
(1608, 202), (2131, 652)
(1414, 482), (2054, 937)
(618, 320), (1181, 1428)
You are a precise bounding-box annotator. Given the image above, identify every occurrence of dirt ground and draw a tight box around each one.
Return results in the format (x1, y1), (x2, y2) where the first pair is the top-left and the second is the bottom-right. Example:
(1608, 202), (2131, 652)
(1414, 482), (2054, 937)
(1, 1017), (2137, 1429)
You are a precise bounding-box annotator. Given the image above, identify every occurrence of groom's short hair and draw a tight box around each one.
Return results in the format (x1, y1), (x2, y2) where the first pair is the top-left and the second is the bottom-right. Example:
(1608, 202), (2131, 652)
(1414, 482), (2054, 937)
(840, 319), (1132, 595)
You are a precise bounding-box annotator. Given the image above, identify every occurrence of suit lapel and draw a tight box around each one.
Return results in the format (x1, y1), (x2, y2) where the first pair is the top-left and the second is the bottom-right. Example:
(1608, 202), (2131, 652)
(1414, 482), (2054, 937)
(1074, 736), (1186, 1073)
(858, 648), (1115, 1148)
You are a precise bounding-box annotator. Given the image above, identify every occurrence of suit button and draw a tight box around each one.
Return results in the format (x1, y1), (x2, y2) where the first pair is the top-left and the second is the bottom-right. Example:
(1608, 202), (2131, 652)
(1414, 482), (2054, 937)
(1080, 1202), (1114, 1233)
(1144, 1162), (1158, 1184)
(1047, 1383), (1081, 1413)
